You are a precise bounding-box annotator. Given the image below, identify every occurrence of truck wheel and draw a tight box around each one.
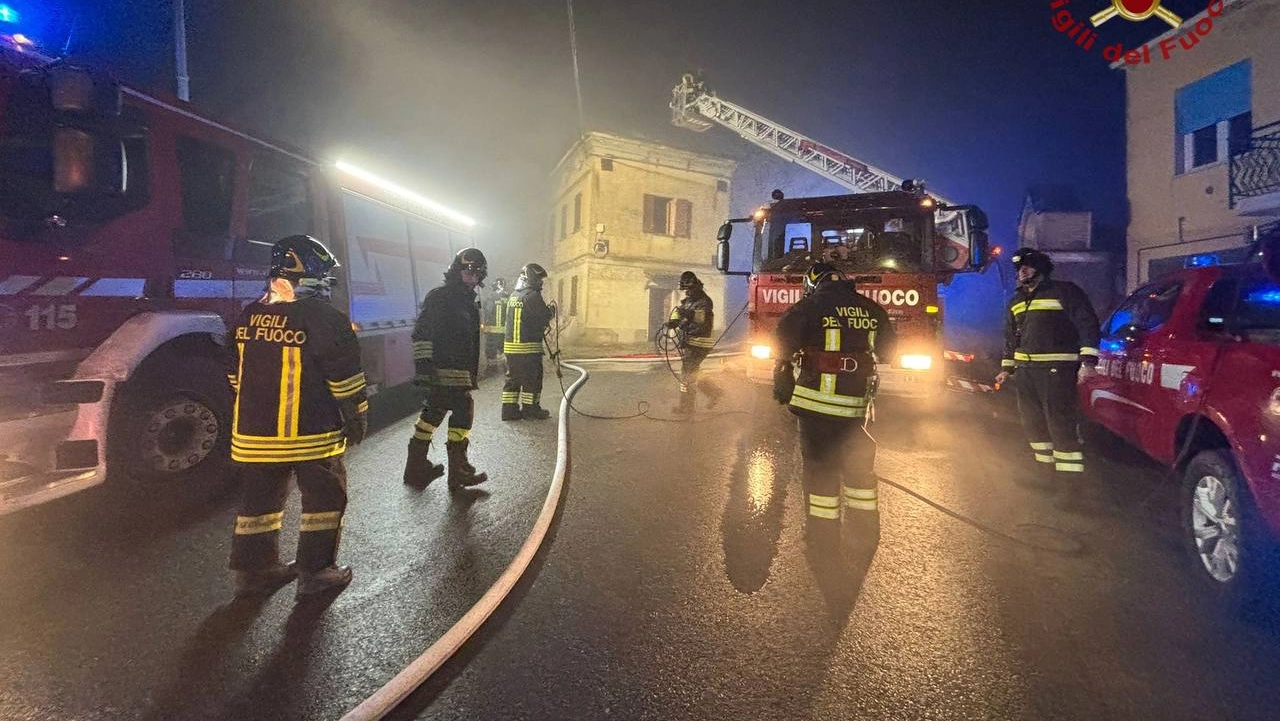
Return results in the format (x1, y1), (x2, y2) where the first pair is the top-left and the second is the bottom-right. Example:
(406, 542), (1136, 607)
(1182, 449), (1272, 600)
(111, 354), (232, 487)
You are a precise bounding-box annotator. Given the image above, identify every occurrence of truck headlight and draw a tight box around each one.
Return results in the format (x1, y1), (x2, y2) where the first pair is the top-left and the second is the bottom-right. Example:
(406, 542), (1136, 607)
(751, 344), (772, 360)
(899, 354), (933, 371)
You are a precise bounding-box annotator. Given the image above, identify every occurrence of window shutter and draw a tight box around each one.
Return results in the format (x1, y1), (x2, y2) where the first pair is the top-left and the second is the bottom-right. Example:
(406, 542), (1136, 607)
(674, 199), (693, 238)
(643, 194), (657, 234)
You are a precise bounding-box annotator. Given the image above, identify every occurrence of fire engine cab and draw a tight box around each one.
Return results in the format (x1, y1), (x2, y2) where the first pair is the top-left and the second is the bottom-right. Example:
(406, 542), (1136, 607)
(1079, 228), (1280, 599)
(0, 42), (473, 514)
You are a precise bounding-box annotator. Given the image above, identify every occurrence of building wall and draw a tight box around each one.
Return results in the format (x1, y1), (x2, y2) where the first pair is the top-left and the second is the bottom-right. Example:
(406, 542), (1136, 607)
(547, 133), (735, 349)
(1021, 211), (1093, 251)
(1124, 0), (1280, 289)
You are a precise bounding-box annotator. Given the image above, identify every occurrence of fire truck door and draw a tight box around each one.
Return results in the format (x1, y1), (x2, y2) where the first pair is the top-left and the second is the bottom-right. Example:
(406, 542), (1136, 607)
(170, 136), (241, 318)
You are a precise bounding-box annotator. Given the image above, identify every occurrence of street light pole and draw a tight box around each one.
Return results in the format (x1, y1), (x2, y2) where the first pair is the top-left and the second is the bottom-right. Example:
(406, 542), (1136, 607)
(174, 0), (190, 101)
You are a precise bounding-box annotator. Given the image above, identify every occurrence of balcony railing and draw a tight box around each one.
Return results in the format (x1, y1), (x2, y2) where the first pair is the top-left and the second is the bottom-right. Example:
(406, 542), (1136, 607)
(1230, 120), (1280, 208)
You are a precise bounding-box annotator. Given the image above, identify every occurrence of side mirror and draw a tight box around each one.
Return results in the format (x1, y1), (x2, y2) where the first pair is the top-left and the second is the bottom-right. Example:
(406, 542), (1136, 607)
(715, 239), (730, 273)
(717, 222), (733, 241)
(969, 229), (990, 270)
(53, 127), (126, 195)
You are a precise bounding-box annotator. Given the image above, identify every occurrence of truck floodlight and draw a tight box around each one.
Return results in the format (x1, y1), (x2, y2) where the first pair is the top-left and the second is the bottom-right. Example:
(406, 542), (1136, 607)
(11, 32), (31, 46)
(334, 160), (477, 228)
(899, 354), (933, 371)
(0, 5), (18, 23)
(750, 344), (772, 360)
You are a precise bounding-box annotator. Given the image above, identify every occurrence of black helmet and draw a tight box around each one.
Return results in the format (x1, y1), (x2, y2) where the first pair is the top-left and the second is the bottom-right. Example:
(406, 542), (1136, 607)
(270, 235), (340, 285)
(516, 263), (547, 292)
(678, 271), (702, 290)
(448, 247), (488, 283)
(1010, 247), (1054, 276)
(803, 262), (843, 296)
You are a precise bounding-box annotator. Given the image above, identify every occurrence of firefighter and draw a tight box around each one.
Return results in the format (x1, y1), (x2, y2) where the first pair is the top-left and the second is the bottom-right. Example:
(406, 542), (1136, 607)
(481, 278), (508, 363)
(994, 247), (1101, 492)
(402, 248), (489, 491)
(773, 262), (896, 551)
(501, 263), (555, 421)
(226, 235), (366, 600)
(666, 271), (722, 414)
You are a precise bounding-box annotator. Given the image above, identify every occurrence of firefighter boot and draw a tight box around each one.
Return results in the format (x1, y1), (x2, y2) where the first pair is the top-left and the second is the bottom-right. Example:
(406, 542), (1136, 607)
(670, 388), (695, 416)
(234, 561), (298, 597)
(522, 404), (551, 420)
(446, 439), (488, 491)
(403, 439), (445, 488)
(501, 403), (523, 421)
(296, 565), (353, 599)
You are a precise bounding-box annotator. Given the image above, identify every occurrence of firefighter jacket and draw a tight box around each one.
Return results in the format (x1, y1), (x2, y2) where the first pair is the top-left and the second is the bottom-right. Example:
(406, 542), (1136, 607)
(482, 290), (509, 336)
(413, 280), (482, 389)
(775, 282), (896, 420)
(671, 289), (715, 350)
(225, 296), (367, 464)
(1002, 278), (1100, 370)
(504, 288), (552, 356)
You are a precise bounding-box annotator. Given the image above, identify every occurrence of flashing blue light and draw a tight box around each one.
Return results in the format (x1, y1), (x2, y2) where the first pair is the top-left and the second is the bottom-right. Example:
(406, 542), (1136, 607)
(0, 5), (18, 24)
(1245, 288), (1280, 306)
(1186, 253), (1220, 268)
(1100, 339), (1126, 353)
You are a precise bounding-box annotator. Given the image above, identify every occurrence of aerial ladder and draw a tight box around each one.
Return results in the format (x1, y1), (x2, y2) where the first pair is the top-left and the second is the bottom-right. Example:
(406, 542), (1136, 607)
(670, 73), (955, 205)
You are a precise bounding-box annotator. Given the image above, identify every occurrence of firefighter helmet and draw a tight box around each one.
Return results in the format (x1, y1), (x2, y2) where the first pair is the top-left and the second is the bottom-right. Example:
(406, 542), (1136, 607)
(269, 235), (340, 285)
(803, 262), (843, 296)
(678, 271), (702, 290)
(448, 247), (488, 283)
(1011, 247), (1054, 276)
(516, 263), (547, 291)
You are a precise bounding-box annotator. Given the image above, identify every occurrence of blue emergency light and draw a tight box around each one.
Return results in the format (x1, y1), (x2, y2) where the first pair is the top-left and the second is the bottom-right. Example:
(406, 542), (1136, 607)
(1185, 253), (1220, 268)
(0, 5), (18, 24)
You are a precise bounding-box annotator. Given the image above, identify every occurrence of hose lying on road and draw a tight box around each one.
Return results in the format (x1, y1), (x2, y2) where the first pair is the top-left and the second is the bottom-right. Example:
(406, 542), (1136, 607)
(338, 362), (590, 721)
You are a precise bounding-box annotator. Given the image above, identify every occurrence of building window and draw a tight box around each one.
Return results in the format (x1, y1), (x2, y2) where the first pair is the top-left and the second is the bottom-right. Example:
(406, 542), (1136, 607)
(643, 194), (693, 238)
(716, 179), (729, 192)
(560, 204), (567, 240)
(601, 157), (613, 171)
(573, 192), (582, 233)
(570, 275), (579, 316)
(558, 277), (565, 310)
(1174, 60), (1252, 175)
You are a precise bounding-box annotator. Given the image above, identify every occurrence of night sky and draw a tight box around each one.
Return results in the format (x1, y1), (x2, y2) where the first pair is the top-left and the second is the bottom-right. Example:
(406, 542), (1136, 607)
(15, 1), (1211, 258)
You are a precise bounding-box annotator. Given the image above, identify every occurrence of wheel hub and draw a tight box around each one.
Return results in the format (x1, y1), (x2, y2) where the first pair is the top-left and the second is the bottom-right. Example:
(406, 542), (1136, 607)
(140, 398), (220, 475)
(1190, 473), (1240, 583)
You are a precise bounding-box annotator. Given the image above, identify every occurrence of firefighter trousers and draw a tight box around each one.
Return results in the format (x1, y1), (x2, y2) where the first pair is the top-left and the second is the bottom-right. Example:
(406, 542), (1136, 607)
(797, 414), (878, 524)
(230, 456), (348, 573)
(678, 347), (721, 408)
(413, 386), (475, 443)
(484, 332), (504, 361)
(503, 353), (544, 409)
(1014, 364), (1084, 475)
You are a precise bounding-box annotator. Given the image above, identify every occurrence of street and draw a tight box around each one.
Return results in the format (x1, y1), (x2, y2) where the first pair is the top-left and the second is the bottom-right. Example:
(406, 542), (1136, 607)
(4, 361), (1280, 720)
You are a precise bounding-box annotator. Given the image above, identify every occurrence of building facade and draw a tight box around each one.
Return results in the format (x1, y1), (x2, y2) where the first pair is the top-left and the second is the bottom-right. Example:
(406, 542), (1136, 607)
(546, 132), (736, 349)
(1018, 185), (1122, 316)
(1122, 0), (1280, 290)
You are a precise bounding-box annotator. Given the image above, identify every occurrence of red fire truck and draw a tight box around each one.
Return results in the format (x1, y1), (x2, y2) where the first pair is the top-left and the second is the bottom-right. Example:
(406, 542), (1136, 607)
(0, 41), (475, 513)
(1079, 230), (1280, 599)
(671, 75), (991, 393)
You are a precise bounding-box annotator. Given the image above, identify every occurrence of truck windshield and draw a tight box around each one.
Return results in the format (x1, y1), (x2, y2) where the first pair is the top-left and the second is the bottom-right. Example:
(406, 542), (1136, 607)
(1237, 272), (1280, 341)
(759, 211), (930, 274)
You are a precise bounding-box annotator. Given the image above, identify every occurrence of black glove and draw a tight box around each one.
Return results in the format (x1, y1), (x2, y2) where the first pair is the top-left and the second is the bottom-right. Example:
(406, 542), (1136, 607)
(339, 398), (368, 446)
(665, 319), (680, 329)
(772, 361), (794, 405)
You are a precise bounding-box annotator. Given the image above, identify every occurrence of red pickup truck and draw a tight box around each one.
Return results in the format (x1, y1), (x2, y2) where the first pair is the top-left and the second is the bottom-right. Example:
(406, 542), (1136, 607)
(1079, 235), (1280, 600)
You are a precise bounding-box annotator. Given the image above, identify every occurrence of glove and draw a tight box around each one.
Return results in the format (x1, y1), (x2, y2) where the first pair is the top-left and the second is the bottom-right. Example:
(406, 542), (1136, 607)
(772, 361), (795, 405)
(339, 398), (368, 446)
(664, 319), (680, 329)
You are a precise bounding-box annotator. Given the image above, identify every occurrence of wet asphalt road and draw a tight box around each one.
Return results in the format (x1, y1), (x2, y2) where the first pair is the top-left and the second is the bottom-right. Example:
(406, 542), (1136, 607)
(5, 360), (1280, 720)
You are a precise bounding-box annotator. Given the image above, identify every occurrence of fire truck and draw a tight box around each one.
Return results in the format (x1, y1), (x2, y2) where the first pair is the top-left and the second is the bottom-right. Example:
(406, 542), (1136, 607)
(0, 40), (475, 514)
(1079, 229), (1280, 600)
(670, 74), (991, 394)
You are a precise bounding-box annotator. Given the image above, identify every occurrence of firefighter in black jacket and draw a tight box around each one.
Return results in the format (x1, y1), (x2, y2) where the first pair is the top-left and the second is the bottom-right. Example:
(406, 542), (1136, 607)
(773, 263), (896, 550)
(481, 278), (508, 362)
(402, 248), (489, 491)
(994, 247), (1101, 485)
(501, 263), (555, 421)
(667, 271), (722, 414)
(226, 235), (366, 599)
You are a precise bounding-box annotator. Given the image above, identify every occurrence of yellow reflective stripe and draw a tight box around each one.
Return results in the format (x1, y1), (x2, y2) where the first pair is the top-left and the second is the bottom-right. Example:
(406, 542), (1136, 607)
(327, 372), (366, 393)
(231, 444), (346, 463)
(413, 418), (436, 441)
(1001, 358), (1016, 368)
(687, 336), (715, 348)
(276, 346), (301, 437)
(843, 487), (877, 500)
(519, 392), (535, 404)
(233, 342), (245, 432)
(808, 493), (841, 519)
(512, 306), (523, 344)
(1034, 453), (1055, 463)
(1029, 441), (1054, 450)
(356, 400), (369, 414)
(504, 342), (541, 354)
(413, 341), (433, 360)
(670, 307), (680, 321)
(809, 506), (840, 519)
(845, 498), (878, 512)
(447, 427), (470, 442)
(819, 372), (836, 395)
(435, 369), (473, 387)
(1011, 299), (1064, 315)
(1056, 462), (1085, 473)
(299, 511), (343, 533)
(868, 330), (877, 351)
(792, 384), (867, 407)
(232, 430), (343, 447)
(1053, 450), (1084, 461)
(789, 395), (866, 418)
(234, 512), (284, 535)
(1014, 352), (1079, 362)
(1079, 346), (1099, 357)
(501, 392), (519, 403)
(825, 327), (841, 352)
